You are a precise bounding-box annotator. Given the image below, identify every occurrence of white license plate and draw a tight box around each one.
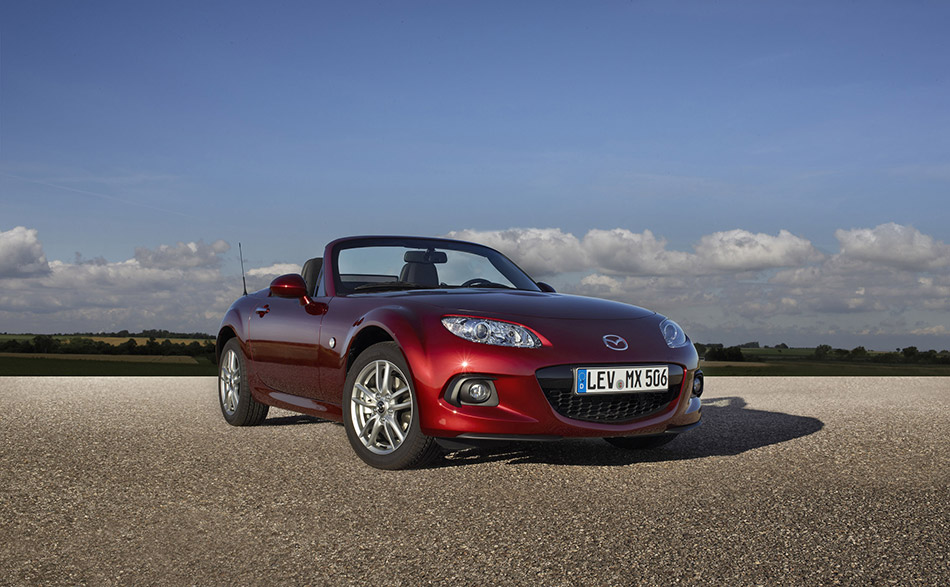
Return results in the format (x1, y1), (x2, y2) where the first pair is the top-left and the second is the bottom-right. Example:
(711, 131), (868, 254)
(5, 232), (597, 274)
(575, 366), (669, 394)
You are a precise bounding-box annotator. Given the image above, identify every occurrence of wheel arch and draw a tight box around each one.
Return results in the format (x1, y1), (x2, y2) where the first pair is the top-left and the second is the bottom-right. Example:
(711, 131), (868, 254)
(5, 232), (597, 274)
(342, 306), (430, 378)
(345, 325), (395, 373)
(216, 326), (238, 364)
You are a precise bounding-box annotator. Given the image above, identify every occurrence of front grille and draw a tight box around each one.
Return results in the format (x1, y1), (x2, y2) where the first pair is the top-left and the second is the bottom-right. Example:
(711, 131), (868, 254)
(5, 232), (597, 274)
(536, 364), (684, 424)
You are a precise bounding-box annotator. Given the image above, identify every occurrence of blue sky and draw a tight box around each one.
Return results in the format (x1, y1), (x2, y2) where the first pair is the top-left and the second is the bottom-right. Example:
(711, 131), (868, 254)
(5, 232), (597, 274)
(1, 1), (949, 349)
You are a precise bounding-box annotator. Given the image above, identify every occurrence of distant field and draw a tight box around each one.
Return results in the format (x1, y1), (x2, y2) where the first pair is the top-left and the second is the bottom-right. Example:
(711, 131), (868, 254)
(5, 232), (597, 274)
(3, 339), (948, 377)
(0, 352), (198, 364)
(0, 334), (211, 346)
(701, 360), (950, 377)
(739, 347), (818, 358)
(0, 356), (217, 376)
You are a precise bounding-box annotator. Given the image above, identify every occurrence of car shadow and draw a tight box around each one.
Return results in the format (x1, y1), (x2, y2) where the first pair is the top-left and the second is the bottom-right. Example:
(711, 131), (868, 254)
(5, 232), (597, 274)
(434, 396), (824, 468)
(262, 414), (332, 426)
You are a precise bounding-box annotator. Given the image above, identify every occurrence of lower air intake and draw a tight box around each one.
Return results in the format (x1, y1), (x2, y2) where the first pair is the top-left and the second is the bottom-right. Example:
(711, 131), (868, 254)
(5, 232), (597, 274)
(535, 364), (683, 424)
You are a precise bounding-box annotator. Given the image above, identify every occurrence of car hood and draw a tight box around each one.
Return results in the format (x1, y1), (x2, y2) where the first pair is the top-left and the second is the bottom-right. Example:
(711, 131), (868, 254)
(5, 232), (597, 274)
(383, 290), (656, 321)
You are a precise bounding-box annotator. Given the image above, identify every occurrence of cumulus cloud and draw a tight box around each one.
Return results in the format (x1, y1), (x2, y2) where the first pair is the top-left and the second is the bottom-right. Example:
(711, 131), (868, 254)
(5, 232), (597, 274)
(835, 223), (950, 271)
(0, 229), (245, 333)
(582, 229), (693, 275)
(695, 229), (823, 272)
(3, 223), (949, 348)
(134, 239), (230, 269)
(0, 226), (50, 277)
(450, 226), (819, 277)
(248, 263), (301, 277)
(455, 223), (950, 347)
(445, 228), (586, 276)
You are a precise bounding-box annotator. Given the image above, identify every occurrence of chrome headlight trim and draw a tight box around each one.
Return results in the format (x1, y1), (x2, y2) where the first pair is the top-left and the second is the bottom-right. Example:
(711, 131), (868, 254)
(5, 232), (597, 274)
(659, 318), (690, 349)
(441, 316), (542, 348)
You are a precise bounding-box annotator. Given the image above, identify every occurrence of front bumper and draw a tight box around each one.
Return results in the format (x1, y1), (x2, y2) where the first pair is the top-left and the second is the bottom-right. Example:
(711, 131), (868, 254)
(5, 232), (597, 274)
(417, 359), (702, 440)
(434, 397), (703, 450)
(411, 314), (702, 440)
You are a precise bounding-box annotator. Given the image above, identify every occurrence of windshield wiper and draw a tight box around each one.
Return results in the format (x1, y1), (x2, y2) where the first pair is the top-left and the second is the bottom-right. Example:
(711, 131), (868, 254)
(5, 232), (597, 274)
(353, 281), (435, 293)
(446, 282), (513, 290)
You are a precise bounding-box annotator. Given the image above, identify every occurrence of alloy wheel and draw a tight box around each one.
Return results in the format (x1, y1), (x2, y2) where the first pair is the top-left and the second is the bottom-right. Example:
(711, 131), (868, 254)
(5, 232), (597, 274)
(349, 359), (413, 455)
(219, 348), (241, 416)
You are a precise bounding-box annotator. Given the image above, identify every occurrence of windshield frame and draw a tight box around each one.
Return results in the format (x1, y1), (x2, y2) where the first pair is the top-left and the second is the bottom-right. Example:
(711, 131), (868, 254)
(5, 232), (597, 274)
(327, 236), (541, 297)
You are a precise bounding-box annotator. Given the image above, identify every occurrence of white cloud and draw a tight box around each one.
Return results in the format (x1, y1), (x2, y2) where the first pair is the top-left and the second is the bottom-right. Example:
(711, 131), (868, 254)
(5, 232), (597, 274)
(0, 226), (50, 277)
(468, 223), (950, 348)
(582, 229), (694, 275)
(248, 263), (301, 277)
(910, 325), (949, 336)
(695, 229), (823, 272)
(2, 223), (949, 349)
(451, 226), (821, 277)
(0, 229), (239, 333)
(835, 223), (950, 271)
(445, 228), (587, 276)
(134, 239), (230, 269)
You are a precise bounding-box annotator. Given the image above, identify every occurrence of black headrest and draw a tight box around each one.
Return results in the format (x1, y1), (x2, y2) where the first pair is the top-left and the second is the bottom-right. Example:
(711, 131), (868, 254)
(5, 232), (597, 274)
(399, 262), (439, 287)
(301, 257), (323, 295)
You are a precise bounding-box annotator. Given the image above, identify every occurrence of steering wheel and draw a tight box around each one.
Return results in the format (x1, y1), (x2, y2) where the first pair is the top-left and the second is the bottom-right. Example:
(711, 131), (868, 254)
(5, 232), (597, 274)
(460, 278), (493, 288)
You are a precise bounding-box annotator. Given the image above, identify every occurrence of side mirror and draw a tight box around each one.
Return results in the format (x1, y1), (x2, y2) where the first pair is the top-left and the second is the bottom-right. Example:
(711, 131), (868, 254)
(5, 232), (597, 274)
(537, 282), (556, 293)
(269, 273), (328, 315)
(269, 273), (308, 298)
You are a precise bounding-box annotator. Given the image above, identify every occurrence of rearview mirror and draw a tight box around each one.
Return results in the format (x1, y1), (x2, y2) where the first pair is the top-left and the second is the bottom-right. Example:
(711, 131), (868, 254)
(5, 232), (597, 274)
(404, 250), (448, 264)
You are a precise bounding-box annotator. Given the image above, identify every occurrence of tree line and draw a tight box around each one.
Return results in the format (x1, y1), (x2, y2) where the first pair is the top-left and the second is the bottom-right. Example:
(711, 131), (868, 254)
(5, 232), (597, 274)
(1, 335), (216, 360)
(696, 342), (950, 365)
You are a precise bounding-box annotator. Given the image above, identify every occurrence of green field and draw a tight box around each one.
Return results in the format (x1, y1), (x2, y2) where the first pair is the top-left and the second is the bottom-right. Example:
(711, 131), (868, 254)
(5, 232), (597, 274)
(2, 355), (948, 377)
(2, 340), (949, 377)
(0, 356), (218, 376)
(0, 334), (211, 346)
(739, 347), (820, 359)
(700, 360), (950, 377)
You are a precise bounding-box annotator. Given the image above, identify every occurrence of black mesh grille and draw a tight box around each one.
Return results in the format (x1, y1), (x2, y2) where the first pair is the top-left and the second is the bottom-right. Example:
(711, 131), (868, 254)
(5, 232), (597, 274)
(536, 364), (683, 424)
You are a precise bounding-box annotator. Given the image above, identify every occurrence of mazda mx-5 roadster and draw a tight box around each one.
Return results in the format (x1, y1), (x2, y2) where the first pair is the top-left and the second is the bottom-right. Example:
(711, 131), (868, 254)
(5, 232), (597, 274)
(217, 235), (703, 469)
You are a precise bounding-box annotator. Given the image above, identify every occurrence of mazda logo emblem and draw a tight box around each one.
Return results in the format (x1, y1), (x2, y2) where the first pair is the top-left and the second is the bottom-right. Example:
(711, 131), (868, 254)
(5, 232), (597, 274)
(603, 334), (628, 351)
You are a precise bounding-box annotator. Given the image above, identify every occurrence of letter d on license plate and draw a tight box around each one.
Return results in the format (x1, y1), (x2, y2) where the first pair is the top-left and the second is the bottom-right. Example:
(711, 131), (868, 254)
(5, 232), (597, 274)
(575, 366), (668, 394)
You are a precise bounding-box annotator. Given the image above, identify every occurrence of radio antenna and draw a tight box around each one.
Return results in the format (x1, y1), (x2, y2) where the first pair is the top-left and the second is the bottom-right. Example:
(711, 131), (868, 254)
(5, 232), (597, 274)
(238, 242), (248, 296)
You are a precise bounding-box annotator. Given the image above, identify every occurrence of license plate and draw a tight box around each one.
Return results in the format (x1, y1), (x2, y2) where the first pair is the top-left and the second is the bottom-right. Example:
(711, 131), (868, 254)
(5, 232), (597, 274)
(575, 366), (669, 394)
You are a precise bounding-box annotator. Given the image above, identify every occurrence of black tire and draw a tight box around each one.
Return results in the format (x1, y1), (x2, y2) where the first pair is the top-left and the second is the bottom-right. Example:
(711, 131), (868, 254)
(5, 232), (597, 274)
(343, 342), (439, 470)
(604, 434), (677, 450)
(218, 338), (269, 426)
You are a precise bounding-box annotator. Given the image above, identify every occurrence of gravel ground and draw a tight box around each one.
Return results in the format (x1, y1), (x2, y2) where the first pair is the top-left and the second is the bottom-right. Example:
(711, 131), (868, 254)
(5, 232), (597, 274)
(1, 376), (948, 586)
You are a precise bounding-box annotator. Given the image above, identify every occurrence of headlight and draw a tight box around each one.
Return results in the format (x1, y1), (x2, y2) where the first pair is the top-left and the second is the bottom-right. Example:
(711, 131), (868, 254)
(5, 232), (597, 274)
(659, 318), (690, 349)
(441, 316), (542, 348)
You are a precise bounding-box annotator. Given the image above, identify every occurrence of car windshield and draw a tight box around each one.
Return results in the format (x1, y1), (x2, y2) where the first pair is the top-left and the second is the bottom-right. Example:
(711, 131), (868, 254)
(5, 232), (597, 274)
(334, 238), (540, 294)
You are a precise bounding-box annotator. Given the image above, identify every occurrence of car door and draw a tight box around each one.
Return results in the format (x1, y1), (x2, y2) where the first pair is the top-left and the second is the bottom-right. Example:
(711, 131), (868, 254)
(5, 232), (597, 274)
(247, 295), (324, 398)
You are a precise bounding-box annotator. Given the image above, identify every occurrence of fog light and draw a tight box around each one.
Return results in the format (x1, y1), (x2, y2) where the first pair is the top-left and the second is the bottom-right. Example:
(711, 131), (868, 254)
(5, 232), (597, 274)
(692, 371), (704, 397)
(468, 383), (491, 402)
(459, 379), (494, 404)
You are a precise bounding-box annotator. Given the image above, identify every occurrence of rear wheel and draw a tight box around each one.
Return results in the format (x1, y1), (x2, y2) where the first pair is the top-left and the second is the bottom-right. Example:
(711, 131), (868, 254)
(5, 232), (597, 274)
(218, 338), (269, 426)
(604, 435), (677, 450)
(343, 342), (439, 470)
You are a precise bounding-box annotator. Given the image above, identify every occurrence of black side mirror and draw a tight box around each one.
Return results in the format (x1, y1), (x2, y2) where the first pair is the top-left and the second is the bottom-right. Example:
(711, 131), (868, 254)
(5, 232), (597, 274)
(537, 282), (556, 293)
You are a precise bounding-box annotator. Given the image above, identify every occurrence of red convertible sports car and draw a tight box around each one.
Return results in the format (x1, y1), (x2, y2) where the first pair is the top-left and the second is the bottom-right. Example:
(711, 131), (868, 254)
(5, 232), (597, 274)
(217, 235), (703, 469)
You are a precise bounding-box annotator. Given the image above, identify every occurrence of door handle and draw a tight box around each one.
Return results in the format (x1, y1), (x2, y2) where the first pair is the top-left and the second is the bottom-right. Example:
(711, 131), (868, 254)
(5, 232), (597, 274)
(255, 305), (270, 317)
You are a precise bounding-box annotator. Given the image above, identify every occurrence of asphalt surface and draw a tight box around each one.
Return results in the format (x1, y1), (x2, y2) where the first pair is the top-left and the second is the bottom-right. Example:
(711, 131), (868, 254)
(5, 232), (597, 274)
(1, 377), (948, 586)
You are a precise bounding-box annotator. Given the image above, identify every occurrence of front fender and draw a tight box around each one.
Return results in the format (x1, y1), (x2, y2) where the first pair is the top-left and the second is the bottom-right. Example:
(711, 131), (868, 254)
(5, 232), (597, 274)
(216, 301), (253, 361)
(344, 305), (432, 373)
